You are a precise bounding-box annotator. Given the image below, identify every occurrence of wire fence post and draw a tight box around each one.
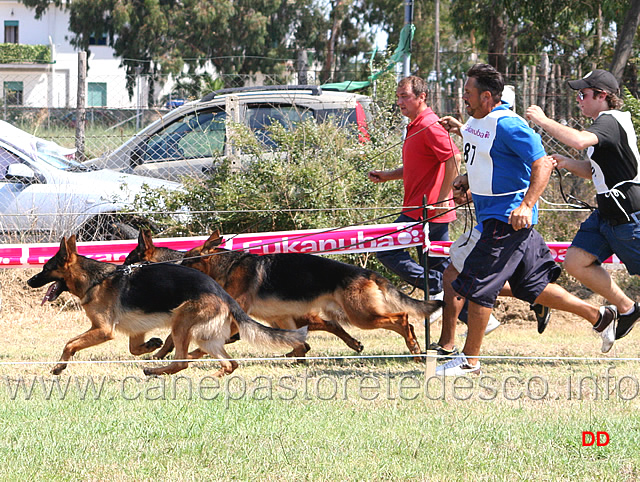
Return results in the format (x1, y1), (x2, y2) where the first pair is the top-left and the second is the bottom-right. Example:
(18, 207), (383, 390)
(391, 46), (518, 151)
(423, 195), (436, 376)
(75, 51), (87, 162)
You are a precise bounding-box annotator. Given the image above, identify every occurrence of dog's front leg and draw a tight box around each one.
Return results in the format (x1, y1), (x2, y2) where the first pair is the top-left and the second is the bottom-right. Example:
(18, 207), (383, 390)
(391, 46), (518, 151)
(303, 315), (364, 353)
(143, 319), (192, 376)
(53, 326), (115, 375)
(128, 333), (164, 356)
(152, 334), (175, 359)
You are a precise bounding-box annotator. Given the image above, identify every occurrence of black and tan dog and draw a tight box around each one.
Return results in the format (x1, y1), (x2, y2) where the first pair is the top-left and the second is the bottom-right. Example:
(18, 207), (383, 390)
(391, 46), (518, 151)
(27, 236), (307, 376)
(181, 230), (442, 359)
(122, 229), (187, 359)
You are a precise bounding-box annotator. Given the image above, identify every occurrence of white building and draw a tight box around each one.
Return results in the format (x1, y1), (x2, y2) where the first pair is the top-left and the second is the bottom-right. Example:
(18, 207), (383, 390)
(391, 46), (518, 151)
(0, 0), (152, 109)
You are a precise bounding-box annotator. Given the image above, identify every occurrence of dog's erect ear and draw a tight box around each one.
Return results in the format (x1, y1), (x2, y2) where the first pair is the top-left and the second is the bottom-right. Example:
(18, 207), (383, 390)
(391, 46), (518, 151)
(66, 235), (78, 255)
(58, 235), (77, 262)
(203, 229), (224, 250)
(141, 229), (155, 249)
(207, 229), (221, 242)
(58, 236), (68, 259)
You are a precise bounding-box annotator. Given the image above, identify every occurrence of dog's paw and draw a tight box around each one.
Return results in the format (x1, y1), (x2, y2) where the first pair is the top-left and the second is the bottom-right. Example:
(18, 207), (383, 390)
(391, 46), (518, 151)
(284, 351), (308, 364)
(143, 367), (159, 377)
(51, 364), (66, 375)
(352, 340), (364, 353)
(152, 344), (175, 359)
(285, 343), (310, 360)
(144, 337), (164, 350)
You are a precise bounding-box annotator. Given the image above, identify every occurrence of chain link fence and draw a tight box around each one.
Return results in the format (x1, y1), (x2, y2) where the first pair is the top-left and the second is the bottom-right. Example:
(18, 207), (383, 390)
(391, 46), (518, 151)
(2, 56), (592, 154)
(0, 66), (321, 159)
(1, 56), (594, 156)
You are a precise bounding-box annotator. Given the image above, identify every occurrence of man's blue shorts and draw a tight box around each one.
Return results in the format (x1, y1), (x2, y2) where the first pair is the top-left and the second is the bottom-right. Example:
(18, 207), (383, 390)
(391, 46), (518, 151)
(571, 209), (640, 275)
(452, 218), (561, 308)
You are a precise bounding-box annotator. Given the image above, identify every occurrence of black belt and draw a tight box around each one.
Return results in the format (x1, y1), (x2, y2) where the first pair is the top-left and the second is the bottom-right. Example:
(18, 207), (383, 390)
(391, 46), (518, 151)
(607, 210), (640, 226)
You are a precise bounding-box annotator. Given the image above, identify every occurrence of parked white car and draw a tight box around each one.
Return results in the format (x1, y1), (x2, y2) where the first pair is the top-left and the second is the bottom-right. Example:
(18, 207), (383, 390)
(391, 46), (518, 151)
(0, 121), (183, 241)
(85, 85), (372, 180)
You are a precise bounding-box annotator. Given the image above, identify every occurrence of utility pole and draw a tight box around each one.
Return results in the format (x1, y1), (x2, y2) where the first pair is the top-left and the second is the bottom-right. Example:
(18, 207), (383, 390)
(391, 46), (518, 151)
(402, 0), (414, 79)
(434, 0), (441, 111)
(434, 0), (440, 81)
(76, 51), (86, 162)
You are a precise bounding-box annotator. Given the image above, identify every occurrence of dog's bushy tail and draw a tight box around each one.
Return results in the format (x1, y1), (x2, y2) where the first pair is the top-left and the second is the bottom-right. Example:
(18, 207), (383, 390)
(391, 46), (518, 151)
(375, 275), (443, 318)
(233, 307), (308, 351)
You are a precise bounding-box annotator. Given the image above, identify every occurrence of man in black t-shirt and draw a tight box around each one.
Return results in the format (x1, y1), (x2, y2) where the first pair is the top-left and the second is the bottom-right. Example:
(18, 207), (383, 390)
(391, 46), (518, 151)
(527, 69), (640, 344)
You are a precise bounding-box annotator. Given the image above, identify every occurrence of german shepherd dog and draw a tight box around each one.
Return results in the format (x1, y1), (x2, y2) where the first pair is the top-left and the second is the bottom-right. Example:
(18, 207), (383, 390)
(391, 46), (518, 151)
(181, 230), (443, 359)
(27, 236), (308, 376)
(125, 229), (362, 357)
(122, 229), (189, 358)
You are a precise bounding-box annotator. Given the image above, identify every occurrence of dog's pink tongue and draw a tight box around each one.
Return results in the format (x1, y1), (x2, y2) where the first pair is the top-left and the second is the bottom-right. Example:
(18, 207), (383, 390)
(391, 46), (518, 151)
(41, 282), (60, 306)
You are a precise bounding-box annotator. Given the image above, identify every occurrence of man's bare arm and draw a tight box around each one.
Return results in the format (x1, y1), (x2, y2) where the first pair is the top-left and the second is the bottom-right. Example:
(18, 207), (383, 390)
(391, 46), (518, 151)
(526, 105), (599, 150)
(368, 166), (403, 183)
(508, 155), (554, 230)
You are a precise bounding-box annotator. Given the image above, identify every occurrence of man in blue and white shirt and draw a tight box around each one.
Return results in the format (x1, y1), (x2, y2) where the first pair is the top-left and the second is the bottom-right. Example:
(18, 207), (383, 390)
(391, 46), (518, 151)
(528, 69), (640, 343)
(436, 64), (614, 376)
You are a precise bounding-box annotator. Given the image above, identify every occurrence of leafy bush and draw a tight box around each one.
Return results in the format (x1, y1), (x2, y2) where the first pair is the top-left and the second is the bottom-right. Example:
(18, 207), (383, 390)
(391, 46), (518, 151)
(0, 43), (51, 63)
(140, 117), (403, 237)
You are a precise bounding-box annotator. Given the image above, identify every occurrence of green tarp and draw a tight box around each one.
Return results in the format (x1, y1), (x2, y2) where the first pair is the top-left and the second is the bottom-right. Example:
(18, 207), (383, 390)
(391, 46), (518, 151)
(322, 24), (415, 92)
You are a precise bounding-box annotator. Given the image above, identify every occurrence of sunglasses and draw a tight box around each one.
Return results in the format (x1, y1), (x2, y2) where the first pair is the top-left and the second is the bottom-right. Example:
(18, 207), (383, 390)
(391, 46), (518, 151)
(577, 89), (603, 100)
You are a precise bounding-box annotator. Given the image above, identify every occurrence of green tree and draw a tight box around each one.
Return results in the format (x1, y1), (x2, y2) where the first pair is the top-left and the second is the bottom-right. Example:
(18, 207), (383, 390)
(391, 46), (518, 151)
(19, 0), (375, 96)
(610, 0), (640, 85)
(446, 0), (639, 85)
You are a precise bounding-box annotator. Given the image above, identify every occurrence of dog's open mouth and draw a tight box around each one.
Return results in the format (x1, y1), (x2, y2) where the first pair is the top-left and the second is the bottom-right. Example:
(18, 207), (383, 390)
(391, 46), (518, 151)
(42, 281), (63, 305)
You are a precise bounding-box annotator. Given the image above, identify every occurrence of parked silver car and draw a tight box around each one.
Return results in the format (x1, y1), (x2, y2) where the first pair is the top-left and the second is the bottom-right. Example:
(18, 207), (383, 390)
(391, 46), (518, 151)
(85, 85), (372, 180)
(0, 121), (183, 241)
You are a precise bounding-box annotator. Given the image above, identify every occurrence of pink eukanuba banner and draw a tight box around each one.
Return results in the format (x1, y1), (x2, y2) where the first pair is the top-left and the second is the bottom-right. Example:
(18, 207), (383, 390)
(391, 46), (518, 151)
(0, 223), (618, 268)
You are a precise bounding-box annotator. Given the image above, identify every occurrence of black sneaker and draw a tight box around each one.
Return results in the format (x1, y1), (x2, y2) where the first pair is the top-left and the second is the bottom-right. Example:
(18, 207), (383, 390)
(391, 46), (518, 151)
(615, 302), (640, 340)
(531, 303), (551, 334)
(428, 342), (460, 362)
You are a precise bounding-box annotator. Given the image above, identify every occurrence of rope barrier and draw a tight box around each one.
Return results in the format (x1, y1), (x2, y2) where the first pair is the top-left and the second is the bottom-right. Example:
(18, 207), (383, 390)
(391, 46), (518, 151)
(0, 204), (603, 219)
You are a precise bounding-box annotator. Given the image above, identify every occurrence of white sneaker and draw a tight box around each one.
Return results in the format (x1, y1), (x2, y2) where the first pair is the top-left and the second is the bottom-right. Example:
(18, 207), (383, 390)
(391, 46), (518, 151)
(484, 314), (501, 335)
(461, 314), (501, 337)
(435, 353), (481, 376)
(595, 305), (616, 353)
(431, 291), (445, 302)
(599, 322), (615, 353)
(427, 291), (444, 324)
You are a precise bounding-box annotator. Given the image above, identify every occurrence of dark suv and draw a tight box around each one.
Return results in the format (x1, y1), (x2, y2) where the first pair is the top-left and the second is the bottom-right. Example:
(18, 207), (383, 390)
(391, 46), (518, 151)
(86, 85), (372, 180)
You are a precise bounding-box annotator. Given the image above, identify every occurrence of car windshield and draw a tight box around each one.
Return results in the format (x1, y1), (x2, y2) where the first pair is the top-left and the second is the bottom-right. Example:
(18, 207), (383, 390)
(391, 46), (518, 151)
(34, 141), (88, 171)
(313, 108), (357, 127)
(246, 105), (313, 148)
(142, 109), (226, 161)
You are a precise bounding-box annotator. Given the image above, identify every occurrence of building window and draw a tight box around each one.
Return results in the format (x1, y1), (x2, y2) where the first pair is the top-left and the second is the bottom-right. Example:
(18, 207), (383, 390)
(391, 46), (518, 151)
(88, 82), (107, 107)
(3, 81), (23, 105)
(89, 33), (107, 46)
(4, 21), (18, 44)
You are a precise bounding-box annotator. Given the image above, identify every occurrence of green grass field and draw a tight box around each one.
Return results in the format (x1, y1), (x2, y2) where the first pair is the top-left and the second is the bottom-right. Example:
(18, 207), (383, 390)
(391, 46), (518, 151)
(1, 268), (639, 481)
